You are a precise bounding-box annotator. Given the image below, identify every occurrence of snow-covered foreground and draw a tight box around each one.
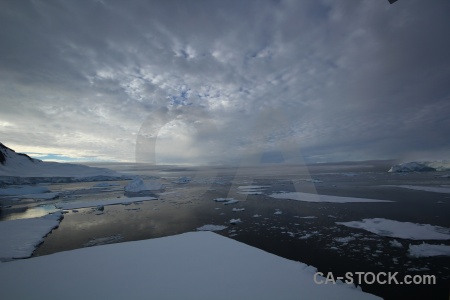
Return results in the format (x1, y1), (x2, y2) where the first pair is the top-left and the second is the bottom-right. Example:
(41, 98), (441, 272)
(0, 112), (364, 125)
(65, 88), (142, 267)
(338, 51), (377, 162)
(56, 196), (157, 210)
(0, 212), (63, 261)
(337, 218), (450, 240)
(0, 232), (380, 300)
(269, 192), (393, 203)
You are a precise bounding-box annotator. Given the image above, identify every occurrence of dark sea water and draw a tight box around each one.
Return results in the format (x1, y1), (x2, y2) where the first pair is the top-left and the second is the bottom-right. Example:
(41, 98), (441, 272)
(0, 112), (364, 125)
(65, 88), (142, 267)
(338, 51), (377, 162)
(1, 161), (450, 299)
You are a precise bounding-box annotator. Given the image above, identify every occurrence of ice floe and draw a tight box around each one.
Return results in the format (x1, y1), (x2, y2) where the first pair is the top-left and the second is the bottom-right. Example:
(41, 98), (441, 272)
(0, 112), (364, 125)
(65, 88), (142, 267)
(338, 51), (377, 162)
(389, 240), (403, 248)
(270, 192), (392, 203)
(0, 232), (380, 299)
(408, 243), (450, 257)
(56, 196), (157, 210)
(0, 212), (63, 261)
(229, 218), (242, 224)
(385, 185), (450, 194)
(0, 185), (50, 196)
(336, 218), (450, 240)
(196, 225), (228, 231)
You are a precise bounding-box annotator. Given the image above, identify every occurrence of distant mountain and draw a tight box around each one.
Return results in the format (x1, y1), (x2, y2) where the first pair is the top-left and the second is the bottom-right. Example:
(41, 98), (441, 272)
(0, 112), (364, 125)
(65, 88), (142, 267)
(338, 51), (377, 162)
(388, 161), (450, 173)
(0, 143), (124, 182)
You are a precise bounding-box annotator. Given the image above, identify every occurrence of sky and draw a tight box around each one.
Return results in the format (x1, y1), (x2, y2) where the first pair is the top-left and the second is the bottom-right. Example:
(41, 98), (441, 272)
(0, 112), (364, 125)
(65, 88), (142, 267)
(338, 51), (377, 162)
(0, 0), (449, 165)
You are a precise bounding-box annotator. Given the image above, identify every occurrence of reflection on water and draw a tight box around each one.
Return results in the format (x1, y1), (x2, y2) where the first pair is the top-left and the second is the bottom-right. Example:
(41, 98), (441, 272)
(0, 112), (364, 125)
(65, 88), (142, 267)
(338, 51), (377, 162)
(1, 162), (450, 299)
(0, 204), (59, 221)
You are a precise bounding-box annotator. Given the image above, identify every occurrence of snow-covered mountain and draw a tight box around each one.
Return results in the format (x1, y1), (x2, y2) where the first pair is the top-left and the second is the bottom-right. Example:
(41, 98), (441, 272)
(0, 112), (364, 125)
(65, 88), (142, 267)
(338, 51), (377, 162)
(388, 161), (450, 172)
(0, 143), (124, 182)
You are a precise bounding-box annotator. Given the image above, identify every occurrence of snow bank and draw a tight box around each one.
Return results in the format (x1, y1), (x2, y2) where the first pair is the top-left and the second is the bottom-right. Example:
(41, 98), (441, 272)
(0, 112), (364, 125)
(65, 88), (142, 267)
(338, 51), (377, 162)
(56, 196), (157, 210)
(0, 232), (380, 300)
(408, 243), (450, 257)
(270, 192), (392, 203)
(0, 212), (63, 261)
(0, 143), (126, 182)
(388, 161), (450, 173)
(336, 218), (450, 240)
(124, 177), (163, 192)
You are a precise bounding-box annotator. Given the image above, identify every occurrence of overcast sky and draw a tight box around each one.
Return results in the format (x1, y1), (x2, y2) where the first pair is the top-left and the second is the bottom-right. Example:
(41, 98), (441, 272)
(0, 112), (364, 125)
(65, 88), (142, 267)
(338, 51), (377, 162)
(1, 0), (449, 165)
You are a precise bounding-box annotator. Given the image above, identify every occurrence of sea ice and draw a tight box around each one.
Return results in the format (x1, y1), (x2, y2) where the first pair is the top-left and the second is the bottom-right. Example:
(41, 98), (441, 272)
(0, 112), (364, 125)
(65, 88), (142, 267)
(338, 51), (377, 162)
(408, 243), (450, 257)
(389, 240), (403, 248)
(0, 186), (50, 196)
(0, 212), (63, 261)
(229, 218), (242, 224)
(0, 232), (380, 299)
(56, 196), (157, 210)
(336, 218), (450, 240)
(385, 185), (450, 194)
(124, 177), (163, 192)
(270, 192), (392, 203)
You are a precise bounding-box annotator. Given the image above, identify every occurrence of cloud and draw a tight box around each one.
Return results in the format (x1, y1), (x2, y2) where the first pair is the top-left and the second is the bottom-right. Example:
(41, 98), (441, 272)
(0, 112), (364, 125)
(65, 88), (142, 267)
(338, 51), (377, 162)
(1, 0), (449, 164)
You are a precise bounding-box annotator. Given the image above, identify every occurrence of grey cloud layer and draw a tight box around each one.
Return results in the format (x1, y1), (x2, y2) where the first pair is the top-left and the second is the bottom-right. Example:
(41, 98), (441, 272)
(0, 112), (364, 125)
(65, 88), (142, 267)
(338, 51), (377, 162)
(0, 0), (449, 163)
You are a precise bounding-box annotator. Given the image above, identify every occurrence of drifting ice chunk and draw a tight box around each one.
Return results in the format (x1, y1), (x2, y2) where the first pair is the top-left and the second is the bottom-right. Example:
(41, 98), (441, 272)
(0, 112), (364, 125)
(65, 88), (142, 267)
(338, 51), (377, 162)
(229, 218), (242, 224)
(389, 240), (403, 248)
(408, 243), (450, 257)
(232, 208), (245, 212)
(336, 218), (450, 240)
